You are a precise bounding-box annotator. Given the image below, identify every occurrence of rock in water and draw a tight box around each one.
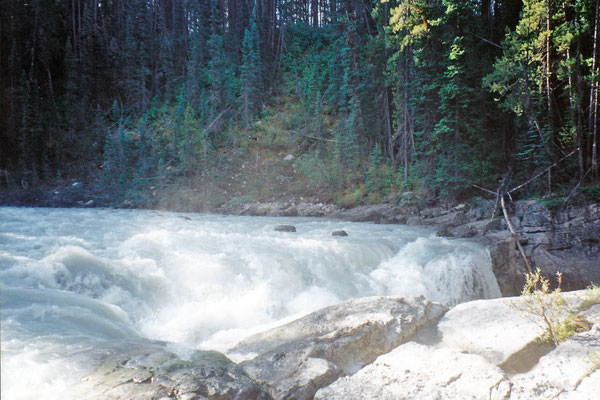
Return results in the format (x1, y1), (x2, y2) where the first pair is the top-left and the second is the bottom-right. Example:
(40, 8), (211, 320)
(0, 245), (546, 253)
(331, 230), (348, 237)
(274, 225), (296, 232)
(67, 341), (273, 400)
(232, 296), (445, 400)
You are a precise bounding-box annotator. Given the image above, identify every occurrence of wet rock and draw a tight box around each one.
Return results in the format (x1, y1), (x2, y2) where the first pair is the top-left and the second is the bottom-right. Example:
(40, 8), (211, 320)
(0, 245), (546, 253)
(331, 230), (348, 237)
(68, 341), (273, 400)
(274, 225), (296, 232)
(233, 296), (445, 400)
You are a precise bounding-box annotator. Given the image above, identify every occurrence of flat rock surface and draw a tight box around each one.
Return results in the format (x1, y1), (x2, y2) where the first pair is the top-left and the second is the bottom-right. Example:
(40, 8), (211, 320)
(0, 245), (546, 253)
(438, 296), (545, 365)
(315, 342), (511, 400)
(510, 320), (600, 399)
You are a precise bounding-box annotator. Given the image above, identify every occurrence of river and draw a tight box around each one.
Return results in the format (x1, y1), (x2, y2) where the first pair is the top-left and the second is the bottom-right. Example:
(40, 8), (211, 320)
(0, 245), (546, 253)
(0, 207), (501, 399)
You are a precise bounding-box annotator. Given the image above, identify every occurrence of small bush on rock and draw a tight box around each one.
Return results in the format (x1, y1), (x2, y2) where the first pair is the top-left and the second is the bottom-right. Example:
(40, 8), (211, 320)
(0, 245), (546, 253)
(512, 270), (595, 346)
(511, 269), (569, 345)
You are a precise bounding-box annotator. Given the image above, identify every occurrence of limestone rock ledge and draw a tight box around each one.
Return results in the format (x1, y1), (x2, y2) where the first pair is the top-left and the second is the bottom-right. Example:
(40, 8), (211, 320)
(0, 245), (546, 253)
(232, 295), (446, 400)
(316, 293), (600, 400)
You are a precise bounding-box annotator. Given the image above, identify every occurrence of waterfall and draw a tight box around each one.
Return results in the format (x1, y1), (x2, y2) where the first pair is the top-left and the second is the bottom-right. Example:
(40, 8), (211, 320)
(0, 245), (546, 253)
(0, 207), (500, 399)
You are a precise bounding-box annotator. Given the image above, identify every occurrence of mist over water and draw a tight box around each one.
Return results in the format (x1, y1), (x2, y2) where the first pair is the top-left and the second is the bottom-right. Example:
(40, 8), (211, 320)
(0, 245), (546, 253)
(0, 207), (501, 399)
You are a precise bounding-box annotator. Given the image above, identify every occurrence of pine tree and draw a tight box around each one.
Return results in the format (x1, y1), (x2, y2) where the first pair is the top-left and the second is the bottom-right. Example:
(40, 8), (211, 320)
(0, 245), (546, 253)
(240, 6), (263, 129)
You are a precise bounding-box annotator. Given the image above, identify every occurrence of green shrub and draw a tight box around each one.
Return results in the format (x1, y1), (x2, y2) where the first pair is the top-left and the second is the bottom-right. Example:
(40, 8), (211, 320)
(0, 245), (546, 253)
(581, 185), (600, 201)
(512, 270), (597, 346)
(227, 194), (254, 206)
(337, 184), (366, 208)
(511, 269), (569, 345)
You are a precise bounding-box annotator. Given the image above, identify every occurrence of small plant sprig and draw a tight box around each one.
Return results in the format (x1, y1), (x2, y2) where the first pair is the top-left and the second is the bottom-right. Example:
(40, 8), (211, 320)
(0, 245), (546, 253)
(512, 271), (597, 346)
(511, 269), (570, 345)
(588, 351), (600, 374)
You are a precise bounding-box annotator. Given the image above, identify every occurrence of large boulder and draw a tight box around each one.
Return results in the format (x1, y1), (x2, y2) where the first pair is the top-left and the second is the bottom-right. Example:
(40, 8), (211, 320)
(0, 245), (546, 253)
(315, 342), (511, 400)
(67, 340), (272, 400)
(233, 296), (445, 400)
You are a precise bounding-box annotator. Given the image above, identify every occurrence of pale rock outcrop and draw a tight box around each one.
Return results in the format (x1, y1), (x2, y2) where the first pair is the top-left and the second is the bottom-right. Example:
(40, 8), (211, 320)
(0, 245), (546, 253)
(510, 310), (600, 399)
(314, 342), (511, 400)
(317, 291), (599, 400)
(233, 296), (445, 400)
(437, 297), (545, 366)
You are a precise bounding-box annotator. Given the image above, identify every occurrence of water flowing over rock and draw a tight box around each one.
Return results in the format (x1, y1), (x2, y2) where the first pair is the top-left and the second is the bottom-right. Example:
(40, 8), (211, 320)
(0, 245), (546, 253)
(1, 207), (500, 398)
(232, 296), (446, 400)
(274, 224), (296, 232)
(420, 201), (600, 296)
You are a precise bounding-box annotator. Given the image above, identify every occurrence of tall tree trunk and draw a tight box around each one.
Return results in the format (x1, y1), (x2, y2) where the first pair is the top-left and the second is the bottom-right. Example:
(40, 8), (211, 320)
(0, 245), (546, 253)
(591, 0), (599, 179)
(545, 0), (552, 114)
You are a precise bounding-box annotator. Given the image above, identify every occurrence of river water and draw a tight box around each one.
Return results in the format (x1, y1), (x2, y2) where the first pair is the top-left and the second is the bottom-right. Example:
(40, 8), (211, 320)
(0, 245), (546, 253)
(0, 207), (501, 399)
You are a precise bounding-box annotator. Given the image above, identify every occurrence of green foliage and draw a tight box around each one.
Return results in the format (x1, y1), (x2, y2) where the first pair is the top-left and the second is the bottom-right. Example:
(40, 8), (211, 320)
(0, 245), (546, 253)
(512, 270), (597, 346)
(511, 268), (570, 345)
(578, 284), (600, 311)
(337, 184), (367, 208)
(540, 195), (567, 210)
(581, 185), (600, 202)
(365, 145), (402, 202)
(2, 0), (598, 203)
(240, 8), (263, 128)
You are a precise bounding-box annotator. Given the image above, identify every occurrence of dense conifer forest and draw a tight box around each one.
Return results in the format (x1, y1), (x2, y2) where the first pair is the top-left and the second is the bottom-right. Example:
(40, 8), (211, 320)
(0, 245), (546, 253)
(1, 0), (599, 208)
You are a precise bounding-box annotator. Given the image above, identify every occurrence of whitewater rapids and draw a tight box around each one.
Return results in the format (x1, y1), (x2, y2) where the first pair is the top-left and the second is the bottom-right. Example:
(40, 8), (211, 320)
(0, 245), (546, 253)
(0, 207), (500, 399)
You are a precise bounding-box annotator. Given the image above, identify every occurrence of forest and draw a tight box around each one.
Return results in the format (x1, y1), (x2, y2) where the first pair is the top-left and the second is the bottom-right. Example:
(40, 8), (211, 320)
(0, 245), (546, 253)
(1, 0), (599, 208)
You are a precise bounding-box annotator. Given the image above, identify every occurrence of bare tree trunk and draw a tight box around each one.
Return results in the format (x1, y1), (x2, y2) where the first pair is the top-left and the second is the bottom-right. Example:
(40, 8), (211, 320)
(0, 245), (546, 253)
(72, 0), (77, 55)
(545, 0), (552, 114)
(591, 0), (599, 178)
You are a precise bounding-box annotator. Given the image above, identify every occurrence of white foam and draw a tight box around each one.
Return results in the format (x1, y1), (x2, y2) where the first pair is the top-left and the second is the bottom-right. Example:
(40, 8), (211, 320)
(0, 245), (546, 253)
(0, 207), (501, 398)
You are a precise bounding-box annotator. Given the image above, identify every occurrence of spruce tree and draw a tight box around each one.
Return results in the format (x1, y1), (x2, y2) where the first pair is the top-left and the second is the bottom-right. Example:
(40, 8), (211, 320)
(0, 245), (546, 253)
(240, 7), (263, 129)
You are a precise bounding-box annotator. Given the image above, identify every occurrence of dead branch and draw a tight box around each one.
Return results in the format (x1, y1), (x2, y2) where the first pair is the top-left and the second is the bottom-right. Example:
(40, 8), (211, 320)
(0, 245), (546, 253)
(508, 148), (578, 194)
(501, 194), (533, 274)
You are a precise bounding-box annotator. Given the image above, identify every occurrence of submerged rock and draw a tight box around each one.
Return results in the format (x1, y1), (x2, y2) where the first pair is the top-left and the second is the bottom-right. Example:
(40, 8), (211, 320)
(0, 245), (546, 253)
(274, 224), (296, 232)
(331, 230), (348, 237)
(232, 296), (445, 400)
